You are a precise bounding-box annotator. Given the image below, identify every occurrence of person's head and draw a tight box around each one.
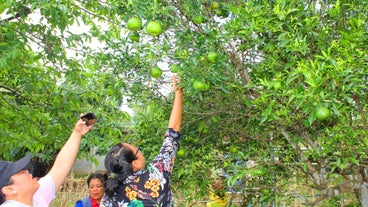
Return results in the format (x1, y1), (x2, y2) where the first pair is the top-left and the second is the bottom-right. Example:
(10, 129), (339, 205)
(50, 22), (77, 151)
(0, 155), (40, 205)
(103, 143), (145, 196)
(86, 172), (107, 202)
(29, 161), (48, 180)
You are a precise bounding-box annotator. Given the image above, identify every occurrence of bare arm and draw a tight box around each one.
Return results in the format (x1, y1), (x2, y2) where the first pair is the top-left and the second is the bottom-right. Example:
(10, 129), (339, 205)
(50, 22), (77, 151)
(47, 119), (93, 191)
(168, 76), (183, 132)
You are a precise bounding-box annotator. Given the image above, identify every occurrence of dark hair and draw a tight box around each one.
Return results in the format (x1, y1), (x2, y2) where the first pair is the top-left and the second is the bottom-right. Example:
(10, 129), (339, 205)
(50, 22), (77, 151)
(0, 192), (5, 205)
(29, 161), (48, 178)
(87, 172), (107, 186)
(104, 143), (137, 197)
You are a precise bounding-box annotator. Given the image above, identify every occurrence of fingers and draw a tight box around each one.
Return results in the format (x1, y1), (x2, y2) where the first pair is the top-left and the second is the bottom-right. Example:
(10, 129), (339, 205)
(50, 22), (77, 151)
(172, 75), (182, 86)
(75, 119), (94, 135)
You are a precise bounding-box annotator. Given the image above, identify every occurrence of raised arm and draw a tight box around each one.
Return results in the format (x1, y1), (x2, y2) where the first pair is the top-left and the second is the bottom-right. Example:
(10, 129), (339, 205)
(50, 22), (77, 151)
(168, 76), (183, 132)
(47, 119), (93, 191)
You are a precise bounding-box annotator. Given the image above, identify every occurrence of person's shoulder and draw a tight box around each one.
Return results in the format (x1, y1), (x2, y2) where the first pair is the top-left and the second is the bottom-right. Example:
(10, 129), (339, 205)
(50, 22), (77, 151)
(0, 200), (29, 207)
(38, 174), (55, 190)
(75, 198), (88, 207)
(81, 196), (90, 202)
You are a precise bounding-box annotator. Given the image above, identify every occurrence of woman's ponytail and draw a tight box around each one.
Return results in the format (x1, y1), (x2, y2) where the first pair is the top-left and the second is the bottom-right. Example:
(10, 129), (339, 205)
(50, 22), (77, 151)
(104, 144), (135, 197)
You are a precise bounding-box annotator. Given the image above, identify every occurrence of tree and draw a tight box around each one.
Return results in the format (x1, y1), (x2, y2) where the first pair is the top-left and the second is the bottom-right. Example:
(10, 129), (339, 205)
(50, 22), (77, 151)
(1, 0), (367, 206)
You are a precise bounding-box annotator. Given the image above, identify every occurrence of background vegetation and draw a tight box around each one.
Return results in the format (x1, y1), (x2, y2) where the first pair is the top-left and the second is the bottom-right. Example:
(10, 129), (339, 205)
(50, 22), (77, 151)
(1, 0), (367, 206)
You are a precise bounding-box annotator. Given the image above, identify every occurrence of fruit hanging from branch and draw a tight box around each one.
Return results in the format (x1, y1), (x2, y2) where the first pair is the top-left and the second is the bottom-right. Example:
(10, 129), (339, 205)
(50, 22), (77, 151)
(207, 51), (219, 63)
(127, 16), (142, 31)
(150, 66), (162, 78)
(316, 107), (331, 121)
(146, 21), (163, 36)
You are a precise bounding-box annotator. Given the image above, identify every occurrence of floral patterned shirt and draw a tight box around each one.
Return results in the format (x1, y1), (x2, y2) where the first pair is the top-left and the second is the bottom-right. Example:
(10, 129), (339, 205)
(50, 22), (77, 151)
(100, 128), (180, 207)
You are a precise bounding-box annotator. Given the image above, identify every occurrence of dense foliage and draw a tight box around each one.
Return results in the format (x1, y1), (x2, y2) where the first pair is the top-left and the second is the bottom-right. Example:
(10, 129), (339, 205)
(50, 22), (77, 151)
(0, 0), (367, 206)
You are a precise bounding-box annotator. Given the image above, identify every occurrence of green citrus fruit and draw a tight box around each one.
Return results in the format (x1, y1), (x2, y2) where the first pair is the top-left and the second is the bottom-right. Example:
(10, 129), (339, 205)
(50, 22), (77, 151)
(169, 64), (180, 73)
(193, 80), (205, 90)
(127, 17), (142, 31)
(210, 1), (220, 10)
(229, 146), (239, 154)
(316, 107), (331, 121)
(207, 52), (219, 63)
(177, 149), (185, 157)
(146, 21), (163, 36)
(128, 31), (140, 42)
(193, 15), (204, 24)
(150, 66), (162, 78)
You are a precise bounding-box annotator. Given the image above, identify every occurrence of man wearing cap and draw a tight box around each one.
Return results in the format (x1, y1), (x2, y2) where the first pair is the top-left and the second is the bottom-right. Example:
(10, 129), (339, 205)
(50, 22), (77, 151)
(0, 118), (94, 207)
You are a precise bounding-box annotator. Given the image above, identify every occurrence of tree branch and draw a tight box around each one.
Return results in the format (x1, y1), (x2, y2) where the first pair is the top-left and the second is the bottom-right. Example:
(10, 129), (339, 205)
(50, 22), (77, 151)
(0, 7), (31, 23)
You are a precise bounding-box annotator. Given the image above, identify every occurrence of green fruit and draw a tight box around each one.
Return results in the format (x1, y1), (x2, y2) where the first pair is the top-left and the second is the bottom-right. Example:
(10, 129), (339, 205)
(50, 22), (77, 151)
(169, 64), (180, 73)
(207, 52), (219, 63)
(128, 31), (140, 42)
(177, 149), (185, 157)
(316, 107), (331, 121)
(193, 80), (205, 90)
(146, 21), (163, 36)
(127, 17), (142, 31)
(210, 1), (220, 10)
(229, 146), (239, 154)
(193, 15), (204, 24)
(150, 66), (162, 78)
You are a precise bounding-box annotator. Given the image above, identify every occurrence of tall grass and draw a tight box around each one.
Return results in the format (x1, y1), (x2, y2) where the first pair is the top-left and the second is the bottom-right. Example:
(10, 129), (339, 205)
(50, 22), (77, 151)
(51, 175), (89, 207)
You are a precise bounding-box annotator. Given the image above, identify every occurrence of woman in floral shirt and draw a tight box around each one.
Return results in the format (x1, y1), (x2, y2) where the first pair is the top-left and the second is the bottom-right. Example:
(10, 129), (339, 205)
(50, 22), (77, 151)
(100, 76), (183, 207)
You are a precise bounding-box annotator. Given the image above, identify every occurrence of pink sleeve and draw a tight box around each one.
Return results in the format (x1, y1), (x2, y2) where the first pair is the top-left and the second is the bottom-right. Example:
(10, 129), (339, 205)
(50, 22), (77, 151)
(33, 175), (56, 207)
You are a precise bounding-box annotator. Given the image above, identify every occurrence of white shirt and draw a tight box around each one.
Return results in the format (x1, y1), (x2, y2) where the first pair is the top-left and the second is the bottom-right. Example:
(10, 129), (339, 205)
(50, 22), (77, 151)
(0, 200), (31, 207)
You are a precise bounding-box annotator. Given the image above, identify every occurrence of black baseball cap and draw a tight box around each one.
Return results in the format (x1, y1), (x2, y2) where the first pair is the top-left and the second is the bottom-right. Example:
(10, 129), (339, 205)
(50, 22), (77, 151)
(0, 155), (31, 190)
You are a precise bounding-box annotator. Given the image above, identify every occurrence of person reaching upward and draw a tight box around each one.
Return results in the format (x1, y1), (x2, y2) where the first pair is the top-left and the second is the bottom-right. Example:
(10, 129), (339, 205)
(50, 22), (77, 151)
(100, 76), (183, 207)
(0, 117), (94, 207)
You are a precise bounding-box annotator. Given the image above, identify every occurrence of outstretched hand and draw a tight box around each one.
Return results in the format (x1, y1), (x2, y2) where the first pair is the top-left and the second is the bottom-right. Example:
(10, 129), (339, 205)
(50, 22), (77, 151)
(74, 119), (93, 136)
(168, 75), (183, 131)
(172, 75), (183, 93)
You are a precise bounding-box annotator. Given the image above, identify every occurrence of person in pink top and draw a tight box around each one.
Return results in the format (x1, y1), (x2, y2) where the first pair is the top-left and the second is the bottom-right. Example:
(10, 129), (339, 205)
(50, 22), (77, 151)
(0, 117), (95, 207)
